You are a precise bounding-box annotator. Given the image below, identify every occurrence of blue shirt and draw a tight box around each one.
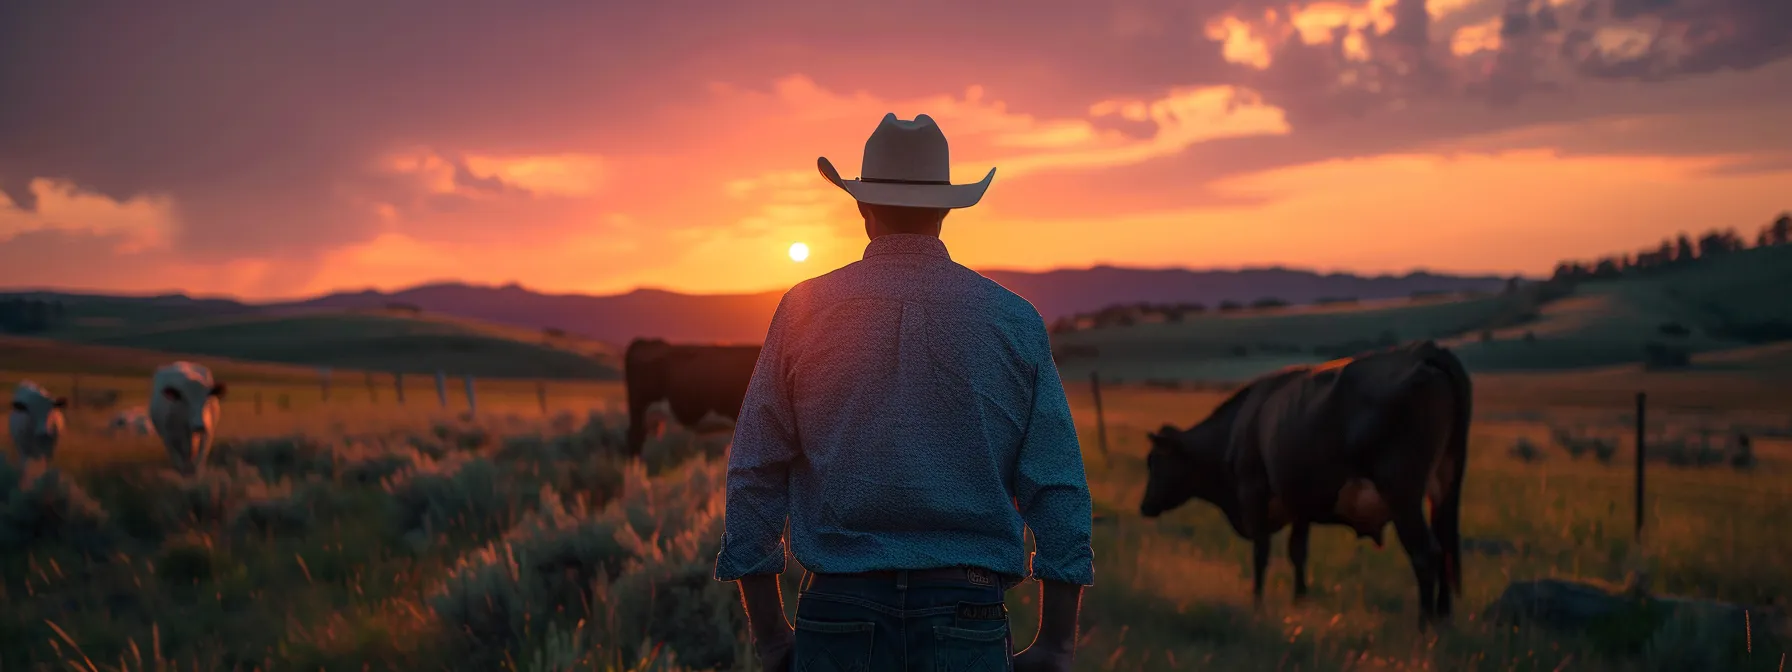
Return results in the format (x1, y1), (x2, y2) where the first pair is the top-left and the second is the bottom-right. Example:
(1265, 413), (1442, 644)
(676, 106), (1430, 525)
(713, 234), (1095, 586)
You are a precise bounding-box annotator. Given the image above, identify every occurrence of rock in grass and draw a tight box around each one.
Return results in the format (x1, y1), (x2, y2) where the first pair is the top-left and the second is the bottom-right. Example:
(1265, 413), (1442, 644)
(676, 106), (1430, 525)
(1485, 579), (1644, 630)
(1486, 578), (1768, 657)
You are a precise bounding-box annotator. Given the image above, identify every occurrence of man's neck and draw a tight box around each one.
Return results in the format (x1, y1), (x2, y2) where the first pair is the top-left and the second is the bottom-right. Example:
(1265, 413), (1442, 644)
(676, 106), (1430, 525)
(869, 231), (941, 240)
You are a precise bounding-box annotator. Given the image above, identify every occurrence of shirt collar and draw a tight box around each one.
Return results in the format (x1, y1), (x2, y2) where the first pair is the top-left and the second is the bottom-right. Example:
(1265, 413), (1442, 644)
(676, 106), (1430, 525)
(862, 234), (951, 261)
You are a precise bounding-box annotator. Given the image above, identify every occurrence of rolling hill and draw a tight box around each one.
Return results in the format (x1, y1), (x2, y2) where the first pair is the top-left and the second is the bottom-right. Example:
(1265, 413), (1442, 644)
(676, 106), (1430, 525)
(14, 249), (1783, 384)
(1051, 244), (1792, 383)
(0, 334), (380, 383)
(1451, 243), (1792, 371)
(279, 267), (1516, 345)
(1, 306), (620, 380)
(6, 266), (1513, 348)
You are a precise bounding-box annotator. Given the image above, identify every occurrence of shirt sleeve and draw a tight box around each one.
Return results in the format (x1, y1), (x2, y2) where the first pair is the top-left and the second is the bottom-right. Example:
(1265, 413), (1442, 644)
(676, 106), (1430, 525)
(1013, 324), (1096, 586)
(714, 292), (803, 581)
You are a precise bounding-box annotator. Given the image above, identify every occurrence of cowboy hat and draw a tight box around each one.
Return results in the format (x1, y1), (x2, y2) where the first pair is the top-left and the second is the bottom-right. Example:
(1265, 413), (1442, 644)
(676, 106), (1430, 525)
(817, 113), (995, 210)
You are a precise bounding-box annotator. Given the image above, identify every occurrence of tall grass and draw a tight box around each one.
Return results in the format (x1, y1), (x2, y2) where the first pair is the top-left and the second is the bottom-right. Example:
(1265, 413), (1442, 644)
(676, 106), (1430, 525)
(1, 378), (1784, 670)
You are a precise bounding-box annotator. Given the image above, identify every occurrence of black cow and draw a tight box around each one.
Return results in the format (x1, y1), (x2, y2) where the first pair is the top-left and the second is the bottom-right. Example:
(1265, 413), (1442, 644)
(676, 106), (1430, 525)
(624, 338), (762, 455)
(1139, 340), (1472, 628)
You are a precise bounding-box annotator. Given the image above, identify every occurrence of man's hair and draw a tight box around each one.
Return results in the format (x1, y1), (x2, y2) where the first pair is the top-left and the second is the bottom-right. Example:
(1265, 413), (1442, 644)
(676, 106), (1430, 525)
(861, 203), (949, 235)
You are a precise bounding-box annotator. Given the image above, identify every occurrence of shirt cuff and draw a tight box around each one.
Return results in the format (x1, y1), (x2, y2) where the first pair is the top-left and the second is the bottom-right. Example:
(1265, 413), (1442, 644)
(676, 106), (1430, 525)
(712, 535), (788, 582)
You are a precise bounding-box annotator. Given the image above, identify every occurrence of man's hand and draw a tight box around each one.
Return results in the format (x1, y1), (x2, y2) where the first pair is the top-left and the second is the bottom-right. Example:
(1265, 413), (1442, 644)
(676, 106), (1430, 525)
(737, 574), (795, 672)
(755, 628), (795, 672)
(1013, 579), (1083, 672)
(1011, 643), (1074, 672)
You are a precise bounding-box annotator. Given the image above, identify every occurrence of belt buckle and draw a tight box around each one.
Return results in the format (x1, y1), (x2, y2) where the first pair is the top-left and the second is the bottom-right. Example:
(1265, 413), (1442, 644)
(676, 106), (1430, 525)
(965, 567), (993, 586)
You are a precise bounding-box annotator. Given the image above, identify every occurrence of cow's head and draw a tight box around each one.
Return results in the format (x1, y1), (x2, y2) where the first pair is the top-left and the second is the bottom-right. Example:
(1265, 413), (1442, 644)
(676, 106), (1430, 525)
(9, 382), (67, 452)
(1140, 421), (1231, 518)
(161, 378), (227, 432)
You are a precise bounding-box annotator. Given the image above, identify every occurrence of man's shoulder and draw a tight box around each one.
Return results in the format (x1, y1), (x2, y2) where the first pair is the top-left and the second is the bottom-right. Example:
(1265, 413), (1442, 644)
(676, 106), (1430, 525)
(957, 267), (1045, 321)
(785, 259), (1045, 324)
(780, 262), (859, 305)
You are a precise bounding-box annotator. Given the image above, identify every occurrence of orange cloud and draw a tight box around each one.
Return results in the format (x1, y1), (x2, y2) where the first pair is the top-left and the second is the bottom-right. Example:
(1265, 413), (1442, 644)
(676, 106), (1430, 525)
(0, 179), (177, 254)
(688, 77), (1292, 278)
(1593, 26), (1654, 61)
(1451, 17), (1504, 57)
(463, 154), (608, 197)
(1206, 16), (1274, 69)
(377, 149), (459, 195)
(937, 149), (1792, 280)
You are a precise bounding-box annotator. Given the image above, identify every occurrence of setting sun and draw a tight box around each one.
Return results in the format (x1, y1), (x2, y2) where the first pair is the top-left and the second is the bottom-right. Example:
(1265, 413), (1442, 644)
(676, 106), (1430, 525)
(788, 242), (809, 262)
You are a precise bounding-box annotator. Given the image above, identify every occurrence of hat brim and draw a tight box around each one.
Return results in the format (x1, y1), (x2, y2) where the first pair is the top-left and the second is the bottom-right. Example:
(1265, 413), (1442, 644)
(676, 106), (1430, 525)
(817, 157), (994, 209)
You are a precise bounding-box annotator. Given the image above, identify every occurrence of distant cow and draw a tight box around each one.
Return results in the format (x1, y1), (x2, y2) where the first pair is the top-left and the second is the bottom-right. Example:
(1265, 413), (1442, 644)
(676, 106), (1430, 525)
(73, 387), (123, 411)
(9, 381), (67, 464)
(1140, 341), (1472, 628)
(148, 362), (227, 475)
(107, 406), (154, 437)
(624, 338), (760, 455)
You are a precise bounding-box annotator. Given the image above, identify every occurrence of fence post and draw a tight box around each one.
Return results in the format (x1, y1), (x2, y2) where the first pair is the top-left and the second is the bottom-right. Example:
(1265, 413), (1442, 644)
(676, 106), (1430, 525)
(464, 376), (478, 416)
(319, 367), (332, 402)
(394, 372), (406, 405)
(365, 371), (378, 403)
(537, 381), (548, 414)
(1635, 391), (1646, 540)
(435, 371), (448, 408)
(70, 375), (82, 411)
(1090, 371), (1109, 456)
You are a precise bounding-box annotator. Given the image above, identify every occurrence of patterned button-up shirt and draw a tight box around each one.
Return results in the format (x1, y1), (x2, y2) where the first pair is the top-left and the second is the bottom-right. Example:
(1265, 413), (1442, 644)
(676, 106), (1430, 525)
(713, 233), (1095, 586)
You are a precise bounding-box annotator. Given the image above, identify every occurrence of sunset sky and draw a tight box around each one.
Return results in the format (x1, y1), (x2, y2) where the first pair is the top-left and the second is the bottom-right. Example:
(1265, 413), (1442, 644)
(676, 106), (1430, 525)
(1, 0), (1788, 301)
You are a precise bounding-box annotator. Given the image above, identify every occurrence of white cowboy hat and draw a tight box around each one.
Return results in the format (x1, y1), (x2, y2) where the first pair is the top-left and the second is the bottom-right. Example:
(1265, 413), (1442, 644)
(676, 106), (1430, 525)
(817, 113), (996, 210)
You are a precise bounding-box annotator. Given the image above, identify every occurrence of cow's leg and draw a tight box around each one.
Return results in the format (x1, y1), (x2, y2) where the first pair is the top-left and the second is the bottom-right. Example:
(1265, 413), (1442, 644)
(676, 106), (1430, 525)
(1251, 530), (1272, 609)
(194, 436), (211, 474)
(1288, 519), (1312, 602)
(1430, 501), (1454, 621)
(1391, 501), (1442, 629)
(1239, 489), (1276, 610)
(163, 435), (187, 475)
(1243, 504), (1273, 608)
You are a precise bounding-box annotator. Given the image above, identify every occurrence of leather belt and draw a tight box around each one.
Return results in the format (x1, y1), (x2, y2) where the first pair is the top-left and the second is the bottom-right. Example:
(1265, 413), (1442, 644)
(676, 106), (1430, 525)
(813, 566), (1015, 588)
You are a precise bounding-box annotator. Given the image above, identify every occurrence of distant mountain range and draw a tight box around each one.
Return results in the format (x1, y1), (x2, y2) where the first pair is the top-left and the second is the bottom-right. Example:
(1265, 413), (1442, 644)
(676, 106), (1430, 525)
(272, 266), (1519, 345)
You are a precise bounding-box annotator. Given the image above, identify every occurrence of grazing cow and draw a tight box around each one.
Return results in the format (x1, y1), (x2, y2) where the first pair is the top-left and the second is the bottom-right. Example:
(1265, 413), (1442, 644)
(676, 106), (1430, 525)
(9, 381), (67, 464)
(107, 406), (155, 437)
(74, 387), (123, 411)
(1139, 340), (1472, 628)
(624, 338), (760, 455)
(148, 362), (227, 475)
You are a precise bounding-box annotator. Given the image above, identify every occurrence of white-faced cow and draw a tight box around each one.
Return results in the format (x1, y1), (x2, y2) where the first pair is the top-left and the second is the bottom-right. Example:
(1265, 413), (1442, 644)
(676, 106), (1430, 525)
(1140, 341), (1472, 628)
(9, 381), (67, 465)
(148, 362), (227, 475)
(623, 338), (759, 455)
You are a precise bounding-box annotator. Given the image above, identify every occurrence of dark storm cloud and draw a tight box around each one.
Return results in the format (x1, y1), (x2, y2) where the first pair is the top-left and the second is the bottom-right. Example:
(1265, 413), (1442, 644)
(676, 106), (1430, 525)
(1576, 0), (1792, 80)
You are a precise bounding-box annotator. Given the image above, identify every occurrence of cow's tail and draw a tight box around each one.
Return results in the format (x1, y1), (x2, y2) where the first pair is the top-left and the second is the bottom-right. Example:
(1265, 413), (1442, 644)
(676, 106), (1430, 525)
(1422, 341), (1471, 597)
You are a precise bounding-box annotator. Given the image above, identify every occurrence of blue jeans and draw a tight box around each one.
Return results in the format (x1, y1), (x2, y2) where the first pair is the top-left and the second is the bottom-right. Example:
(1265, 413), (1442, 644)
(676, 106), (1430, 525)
(793, 569), (1016, 672)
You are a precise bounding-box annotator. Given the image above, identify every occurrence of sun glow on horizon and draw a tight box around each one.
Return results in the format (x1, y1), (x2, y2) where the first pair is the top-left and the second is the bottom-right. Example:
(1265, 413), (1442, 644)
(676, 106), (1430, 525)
(788, 242), (809, 262)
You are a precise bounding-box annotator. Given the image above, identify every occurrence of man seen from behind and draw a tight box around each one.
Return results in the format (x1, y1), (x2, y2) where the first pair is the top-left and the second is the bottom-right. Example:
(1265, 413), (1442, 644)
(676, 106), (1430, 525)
(713, 113), (1095, 671)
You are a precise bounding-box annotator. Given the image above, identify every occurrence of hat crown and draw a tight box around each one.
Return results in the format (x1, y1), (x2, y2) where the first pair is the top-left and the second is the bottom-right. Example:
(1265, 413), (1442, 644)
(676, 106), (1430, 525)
(860, 113), (950, 183)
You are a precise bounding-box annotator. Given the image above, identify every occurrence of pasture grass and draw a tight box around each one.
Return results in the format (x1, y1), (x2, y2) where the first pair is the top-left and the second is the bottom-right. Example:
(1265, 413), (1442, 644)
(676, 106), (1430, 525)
(3, 298), (622, 381)
(59, 310), (620, 380)
(1, 371), (1787, 670)
(1057, 244), (1792, 383)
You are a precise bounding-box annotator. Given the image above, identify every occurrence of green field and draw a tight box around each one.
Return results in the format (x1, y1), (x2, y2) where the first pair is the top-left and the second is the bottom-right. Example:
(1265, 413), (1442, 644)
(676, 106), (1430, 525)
(1, 303), (619, 381)
(1054, 245), (1792, 383)
(2, 351), (1787, 670)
